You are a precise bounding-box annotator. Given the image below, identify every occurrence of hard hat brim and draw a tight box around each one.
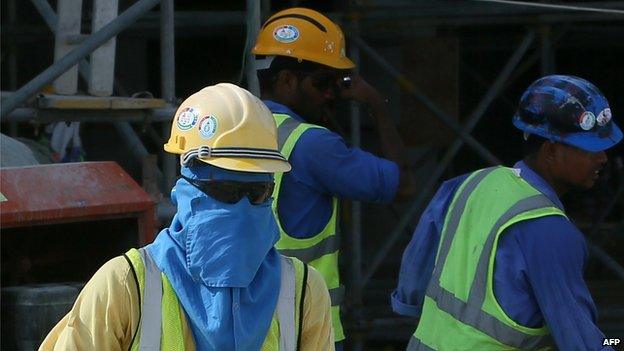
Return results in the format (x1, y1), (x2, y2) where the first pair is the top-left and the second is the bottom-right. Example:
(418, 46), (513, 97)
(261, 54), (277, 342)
(513, 117), (623, 152)
(196, 157), (291, 173)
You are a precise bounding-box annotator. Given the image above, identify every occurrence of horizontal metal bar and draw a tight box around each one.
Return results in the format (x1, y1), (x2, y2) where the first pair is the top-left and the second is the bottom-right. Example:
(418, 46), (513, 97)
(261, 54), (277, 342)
(3, 107), (176, 123)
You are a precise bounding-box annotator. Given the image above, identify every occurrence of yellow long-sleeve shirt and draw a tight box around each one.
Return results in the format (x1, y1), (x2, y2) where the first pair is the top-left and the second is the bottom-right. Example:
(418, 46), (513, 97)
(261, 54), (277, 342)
(40, 255), (335, 351)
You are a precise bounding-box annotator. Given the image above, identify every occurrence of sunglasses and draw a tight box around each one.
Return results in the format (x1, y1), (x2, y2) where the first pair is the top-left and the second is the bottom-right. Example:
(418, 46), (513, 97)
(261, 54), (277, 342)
(180, 175), (275, 205)
(297, 69), (351, 91)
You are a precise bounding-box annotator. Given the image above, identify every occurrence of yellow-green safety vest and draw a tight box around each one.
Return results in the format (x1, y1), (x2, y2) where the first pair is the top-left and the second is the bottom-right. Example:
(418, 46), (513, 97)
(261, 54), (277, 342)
(409, 166), (566, 350)
(272, 113), (345, 341)
(124, 248), (307, 351)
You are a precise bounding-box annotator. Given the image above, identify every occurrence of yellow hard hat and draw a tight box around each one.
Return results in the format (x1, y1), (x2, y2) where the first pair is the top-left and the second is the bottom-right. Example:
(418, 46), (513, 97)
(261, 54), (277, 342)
(164, 83), (291, 173)
(252, 7), (355, 70)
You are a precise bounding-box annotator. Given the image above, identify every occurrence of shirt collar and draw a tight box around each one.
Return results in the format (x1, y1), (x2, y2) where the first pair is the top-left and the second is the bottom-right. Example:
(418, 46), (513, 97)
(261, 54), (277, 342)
(513, 160), (565, 210)
(263, 100), (305, 122)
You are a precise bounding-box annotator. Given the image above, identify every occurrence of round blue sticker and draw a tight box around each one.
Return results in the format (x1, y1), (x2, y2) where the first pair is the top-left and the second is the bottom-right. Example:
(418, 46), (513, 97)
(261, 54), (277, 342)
(273, 25), (299, 43)
(578, 111), (596, 131)
(199, 116), (218, 139)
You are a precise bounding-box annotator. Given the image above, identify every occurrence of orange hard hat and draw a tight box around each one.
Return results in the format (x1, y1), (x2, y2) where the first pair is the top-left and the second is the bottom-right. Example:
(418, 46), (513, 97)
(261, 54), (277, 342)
(252, 7), (355, 70)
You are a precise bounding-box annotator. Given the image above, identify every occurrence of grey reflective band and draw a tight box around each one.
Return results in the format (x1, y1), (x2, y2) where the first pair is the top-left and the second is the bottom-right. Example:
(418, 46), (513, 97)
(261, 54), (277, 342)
(277, 235), (340, 263)
(425, 284), (552, 350)
(277, 257), (296, 351)
(407, 335), (435, 351)
(431, 167), (496, 282)
(138, 248), (163, 351)
(468, 194), (557, 308)
(329, 285), (345, 306)
(181, 146), (287, 166)
(277, 117), (301, 150)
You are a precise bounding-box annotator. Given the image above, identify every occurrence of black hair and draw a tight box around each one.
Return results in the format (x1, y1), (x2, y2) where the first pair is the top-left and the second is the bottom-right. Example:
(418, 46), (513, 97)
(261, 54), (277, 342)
(256, 55), (333, 95)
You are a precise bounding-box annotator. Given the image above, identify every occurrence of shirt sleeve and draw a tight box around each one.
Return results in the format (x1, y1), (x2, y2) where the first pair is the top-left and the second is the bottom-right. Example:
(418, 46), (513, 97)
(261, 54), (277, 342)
(391, 175), (467, 317)
(516, 215), (612, 351)
(291, 128), (399, 204)
(39, 256), (139, 351)
(300, 265), (335, 351)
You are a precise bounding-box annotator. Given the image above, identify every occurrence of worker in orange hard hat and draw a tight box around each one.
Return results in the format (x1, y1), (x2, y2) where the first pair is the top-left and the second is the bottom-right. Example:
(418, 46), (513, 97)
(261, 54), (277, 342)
(253, 7), (417, 349)
(40, 83), (334, 351)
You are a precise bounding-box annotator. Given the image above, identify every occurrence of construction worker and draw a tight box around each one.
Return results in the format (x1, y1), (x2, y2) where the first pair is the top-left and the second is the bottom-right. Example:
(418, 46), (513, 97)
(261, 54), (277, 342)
(392, 75), (622, 350)
(252, 7), (416, 349)
(40, 83), (334, 351)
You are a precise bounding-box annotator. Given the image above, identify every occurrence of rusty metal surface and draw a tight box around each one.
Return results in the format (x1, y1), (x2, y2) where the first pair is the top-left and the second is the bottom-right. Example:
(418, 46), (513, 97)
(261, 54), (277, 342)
(0, 161), (154, 231)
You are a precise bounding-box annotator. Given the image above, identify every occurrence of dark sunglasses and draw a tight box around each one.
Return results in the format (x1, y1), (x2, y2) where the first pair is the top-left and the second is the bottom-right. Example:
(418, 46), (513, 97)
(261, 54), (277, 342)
(180, 175), (275, 205)
(297, 69), (351, 91)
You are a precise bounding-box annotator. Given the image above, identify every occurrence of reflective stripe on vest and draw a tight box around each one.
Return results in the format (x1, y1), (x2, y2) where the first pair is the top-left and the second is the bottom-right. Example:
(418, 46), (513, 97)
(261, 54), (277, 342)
(126, 248), (304, 350)
(138, 248), (163, 351)
(412, 167), (564, 350)
(272, 113), (345, 341)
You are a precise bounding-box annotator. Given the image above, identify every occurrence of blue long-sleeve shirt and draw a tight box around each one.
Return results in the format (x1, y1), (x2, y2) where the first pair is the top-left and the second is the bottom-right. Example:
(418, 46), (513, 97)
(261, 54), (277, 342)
(265, 100), (399, 238)
(392, 161), (613, 351)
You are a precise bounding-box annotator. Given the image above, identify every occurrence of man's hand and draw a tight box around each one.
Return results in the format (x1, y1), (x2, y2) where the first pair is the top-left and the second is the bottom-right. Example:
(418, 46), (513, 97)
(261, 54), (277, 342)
(339, 75), (383, 106)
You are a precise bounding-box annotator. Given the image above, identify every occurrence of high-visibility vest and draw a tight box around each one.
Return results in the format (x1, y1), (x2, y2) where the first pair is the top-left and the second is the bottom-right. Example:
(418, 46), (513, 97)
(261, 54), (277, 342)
(409, 166), (566, 351)
(124, 248), (307, 351)
(272, 113), (345, 341)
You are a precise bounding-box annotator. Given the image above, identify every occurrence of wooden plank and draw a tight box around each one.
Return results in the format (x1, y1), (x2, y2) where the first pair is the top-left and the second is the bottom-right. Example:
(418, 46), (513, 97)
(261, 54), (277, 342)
(37, 94), (167, 109)
(88, 0), (118, 96)
(53, 0), (82, 95)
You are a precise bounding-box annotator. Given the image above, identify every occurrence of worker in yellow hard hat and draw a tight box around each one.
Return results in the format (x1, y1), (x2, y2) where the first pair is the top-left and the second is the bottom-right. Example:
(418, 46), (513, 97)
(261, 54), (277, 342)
(40, 83), (334, 351)
(252, 7), (417, 349)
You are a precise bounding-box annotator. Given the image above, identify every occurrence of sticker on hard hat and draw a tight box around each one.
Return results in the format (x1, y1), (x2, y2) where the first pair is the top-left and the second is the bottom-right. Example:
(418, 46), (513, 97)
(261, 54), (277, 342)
(597, 108), (612, 126)
(199, 116), (218, 139)
(177, 107), (199, 130)
(578, 111), (596, 130)
(273, 25), (299, 43)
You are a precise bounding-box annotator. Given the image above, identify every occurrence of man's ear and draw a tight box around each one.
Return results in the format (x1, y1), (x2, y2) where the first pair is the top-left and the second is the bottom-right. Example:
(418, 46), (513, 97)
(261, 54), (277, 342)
(275, 69), (298, 94)
(540, 141), (560, 165)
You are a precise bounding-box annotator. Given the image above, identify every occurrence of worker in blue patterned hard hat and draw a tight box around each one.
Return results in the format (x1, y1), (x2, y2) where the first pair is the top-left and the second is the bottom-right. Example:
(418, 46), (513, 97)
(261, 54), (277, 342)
(40, 83), (334, 351)
(392, 75), (621, 350)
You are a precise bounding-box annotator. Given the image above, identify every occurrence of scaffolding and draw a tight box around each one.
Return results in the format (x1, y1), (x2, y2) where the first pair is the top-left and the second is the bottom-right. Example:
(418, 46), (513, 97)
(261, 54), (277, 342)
(1, 1), (623, 348)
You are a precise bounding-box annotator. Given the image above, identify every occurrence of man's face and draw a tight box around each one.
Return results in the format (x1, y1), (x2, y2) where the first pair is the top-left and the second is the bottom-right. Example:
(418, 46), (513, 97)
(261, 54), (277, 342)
(551, 143), (608, 190)
(292, 68), (342, 122)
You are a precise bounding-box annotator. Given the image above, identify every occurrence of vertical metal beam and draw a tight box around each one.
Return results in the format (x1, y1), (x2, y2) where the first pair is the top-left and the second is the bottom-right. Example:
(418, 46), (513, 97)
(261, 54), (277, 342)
(161, 0), (176, 192)
(348, 13), (364, 351)
(354, 37), (500, 166)
(8, 0), (19, 136)
(540, 25), (555, 74)
(29, 0), (95, 91)
(1, 0), (162, 119)
(361, 31), (535, 287)
(246, 0), (261, 96)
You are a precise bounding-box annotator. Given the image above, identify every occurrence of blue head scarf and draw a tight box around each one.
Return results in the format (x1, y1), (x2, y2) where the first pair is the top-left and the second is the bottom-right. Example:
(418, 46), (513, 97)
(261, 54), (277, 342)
(146, 162), (281, 350)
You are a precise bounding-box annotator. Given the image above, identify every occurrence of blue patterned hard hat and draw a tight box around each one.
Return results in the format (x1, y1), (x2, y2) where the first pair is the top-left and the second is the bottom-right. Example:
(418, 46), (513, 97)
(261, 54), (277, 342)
(513, 75), (622, 152)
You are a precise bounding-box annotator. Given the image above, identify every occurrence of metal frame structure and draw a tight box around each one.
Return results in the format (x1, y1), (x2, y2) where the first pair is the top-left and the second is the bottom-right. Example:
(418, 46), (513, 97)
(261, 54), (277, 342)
(1, 1), (623, 348)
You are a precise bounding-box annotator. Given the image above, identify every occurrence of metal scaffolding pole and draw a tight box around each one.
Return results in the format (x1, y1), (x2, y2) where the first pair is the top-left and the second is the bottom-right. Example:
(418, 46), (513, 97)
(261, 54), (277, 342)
(353, 37), (500, 166)
(245, 0), (261, 96)
(540, 25), (555, 74)
(348, 15), (364, 351)
(361, 31), (536, 287)
(161, 0), (176, 192)
(1, 0), (161, 119)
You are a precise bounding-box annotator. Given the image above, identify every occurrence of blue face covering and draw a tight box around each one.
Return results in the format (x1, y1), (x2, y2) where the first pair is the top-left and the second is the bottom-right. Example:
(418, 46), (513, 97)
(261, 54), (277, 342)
(147, 162), (281, 350)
